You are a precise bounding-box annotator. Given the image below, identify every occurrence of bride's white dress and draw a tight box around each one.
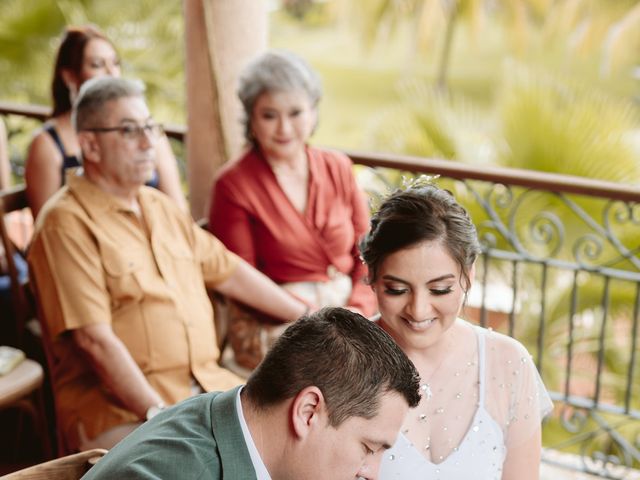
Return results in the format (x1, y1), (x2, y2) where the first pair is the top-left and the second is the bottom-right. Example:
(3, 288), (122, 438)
(379, 323), (553, 480)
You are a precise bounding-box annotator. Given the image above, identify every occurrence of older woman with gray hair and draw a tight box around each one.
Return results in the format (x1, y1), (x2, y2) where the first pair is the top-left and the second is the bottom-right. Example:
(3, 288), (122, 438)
(209, 50), (376, 371)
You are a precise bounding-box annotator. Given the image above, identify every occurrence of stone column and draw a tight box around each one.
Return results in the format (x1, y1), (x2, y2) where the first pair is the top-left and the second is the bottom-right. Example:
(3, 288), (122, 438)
(183, 0), (267, 220)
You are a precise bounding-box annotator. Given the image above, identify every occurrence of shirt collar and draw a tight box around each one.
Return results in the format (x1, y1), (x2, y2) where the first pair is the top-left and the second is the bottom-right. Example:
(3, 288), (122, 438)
(66, 168), (150, 215)
(236, 387), (272, 480)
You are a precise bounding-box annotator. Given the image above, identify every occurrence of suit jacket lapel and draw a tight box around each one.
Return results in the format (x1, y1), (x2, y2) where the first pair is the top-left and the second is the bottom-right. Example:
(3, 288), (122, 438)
(211, 387), (258, 479)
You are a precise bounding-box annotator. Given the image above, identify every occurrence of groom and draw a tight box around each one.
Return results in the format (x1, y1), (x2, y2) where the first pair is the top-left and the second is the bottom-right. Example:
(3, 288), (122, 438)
(83, 307), (421, 480)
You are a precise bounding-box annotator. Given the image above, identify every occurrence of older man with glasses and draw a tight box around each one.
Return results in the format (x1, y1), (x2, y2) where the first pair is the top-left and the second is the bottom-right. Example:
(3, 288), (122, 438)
(28, 76), (310, 453)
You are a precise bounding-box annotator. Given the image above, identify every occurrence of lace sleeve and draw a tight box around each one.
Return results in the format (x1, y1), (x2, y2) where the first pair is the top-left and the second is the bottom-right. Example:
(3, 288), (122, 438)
(485, 331), (554, 449)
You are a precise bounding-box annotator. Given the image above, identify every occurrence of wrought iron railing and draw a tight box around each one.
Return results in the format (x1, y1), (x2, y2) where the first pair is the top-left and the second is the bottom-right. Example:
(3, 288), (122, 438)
(347, 151), (640, 479)
(2, 102), (639, 478)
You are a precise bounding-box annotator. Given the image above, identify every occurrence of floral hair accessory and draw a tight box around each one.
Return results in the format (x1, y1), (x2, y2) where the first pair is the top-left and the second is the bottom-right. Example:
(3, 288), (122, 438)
(367, 173), (441, 218)
(400, 174), (440, 190)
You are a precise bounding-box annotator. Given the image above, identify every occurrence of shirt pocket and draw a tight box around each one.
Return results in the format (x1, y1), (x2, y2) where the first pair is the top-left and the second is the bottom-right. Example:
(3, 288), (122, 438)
(100, 245), (145, 311)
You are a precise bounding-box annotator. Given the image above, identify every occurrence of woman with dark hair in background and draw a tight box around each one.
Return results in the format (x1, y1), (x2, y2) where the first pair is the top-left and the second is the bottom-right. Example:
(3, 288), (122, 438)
(25, 25), (185, 218)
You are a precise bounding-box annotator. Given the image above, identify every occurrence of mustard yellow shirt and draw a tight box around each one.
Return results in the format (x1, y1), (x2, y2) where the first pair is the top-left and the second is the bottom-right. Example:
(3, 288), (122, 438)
(28, 172), (243, 449)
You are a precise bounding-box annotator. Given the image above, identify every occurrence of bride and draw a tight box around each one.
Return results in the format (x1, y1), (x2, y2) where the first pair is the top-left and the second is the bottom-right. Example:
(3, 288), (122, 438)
(360, 182), (553, 480)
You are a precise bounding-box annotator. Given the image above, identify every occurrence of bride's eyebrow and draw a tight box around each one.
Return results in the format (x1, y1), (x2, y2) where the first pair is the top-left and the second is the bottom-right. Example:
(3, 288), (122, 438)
(381, 274), (408, 284)
(426, 274), (455, 284)
(381, 273), (455, 284)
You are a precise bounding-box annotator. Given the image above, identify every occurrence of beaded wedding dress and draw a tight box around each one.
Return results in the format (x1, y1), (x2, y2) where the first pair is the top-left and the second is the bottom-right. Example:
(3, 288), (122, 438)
(379, 321), (553, 480)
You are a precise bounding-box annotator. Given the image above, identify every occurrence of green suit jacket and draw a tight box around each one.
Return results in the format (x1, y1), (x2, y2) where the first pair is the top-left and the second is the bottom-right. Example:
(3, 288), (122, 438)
(82, 386), (258, 479)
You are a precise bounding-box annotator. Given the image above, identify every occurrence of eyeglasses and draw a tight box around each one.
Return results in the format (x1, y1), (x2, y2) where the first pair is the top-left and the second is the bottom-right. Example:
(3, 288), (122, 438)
(82, 122), (164, 140)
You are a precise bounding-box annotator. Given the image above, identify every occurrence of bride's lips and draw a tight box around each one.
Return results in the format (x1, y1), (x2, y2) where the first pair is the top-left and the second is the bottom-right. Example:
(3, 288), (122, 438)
(402, 317), (436, 331)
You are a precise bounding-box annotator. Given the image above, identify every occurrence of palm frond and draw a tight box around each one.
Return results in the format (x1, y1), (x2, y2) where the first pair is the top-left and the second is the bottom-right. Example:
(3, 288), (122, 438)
(496, 62), (640, 183)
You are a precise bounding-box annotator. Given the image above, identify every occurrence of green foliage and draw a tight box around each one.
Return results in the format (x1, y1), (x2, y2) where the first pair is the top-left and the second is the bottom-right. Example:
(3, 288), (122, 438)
(280, 0), (335, 25)
(0, 0), (184, 123)
(367, 61), (640, 187)
(368, 78), (497, 162)
(350, 0), (422, 49)
(497, 62), (640, 183)
(0, 0), (67, 104)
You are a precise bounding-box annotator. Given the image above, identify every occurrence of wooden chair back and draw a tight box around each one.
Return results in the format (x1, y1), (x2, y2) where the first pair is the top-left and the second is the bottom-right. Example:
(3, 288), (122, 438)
(0, 448), (107, 479)
(0, 185), (31, 347)
(27, 270), (68, 457)
(0, 357), (52, 461)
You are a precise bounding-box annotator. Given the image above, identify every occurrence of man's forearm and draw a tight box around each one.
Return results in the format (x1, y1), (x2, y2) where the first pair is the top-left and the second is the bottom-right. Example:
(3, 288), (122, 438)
(216, 260), (307, 322)
(74, 324), (164, 419)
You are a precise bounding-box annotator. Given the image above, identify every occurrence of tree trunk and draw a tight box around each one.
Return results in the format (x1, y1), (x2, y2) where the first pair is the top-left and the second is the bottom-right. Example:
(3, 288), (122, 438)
(183, 0), (267, 220)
